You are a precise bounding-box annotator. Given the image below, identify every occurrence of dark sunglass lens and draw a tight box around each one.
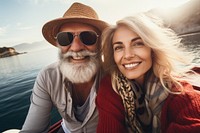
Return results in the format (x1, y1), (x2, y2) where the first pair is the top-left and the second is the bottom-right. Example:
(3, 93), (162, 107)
(57, 32), (73, 46)
(80, 31), (97, 45)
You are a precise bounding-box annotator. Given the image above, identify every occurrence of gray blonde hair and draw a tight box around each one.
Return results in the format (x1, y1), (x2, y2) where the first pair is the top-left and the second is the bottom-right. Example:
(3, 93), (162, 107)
(101, 12), (199, 92)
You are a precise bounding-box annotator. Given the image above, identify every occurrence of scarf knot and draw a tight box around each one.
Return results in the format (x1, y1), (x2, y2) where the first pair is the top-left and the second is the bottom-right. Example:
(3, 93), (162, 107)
(116, 72), (169, 133)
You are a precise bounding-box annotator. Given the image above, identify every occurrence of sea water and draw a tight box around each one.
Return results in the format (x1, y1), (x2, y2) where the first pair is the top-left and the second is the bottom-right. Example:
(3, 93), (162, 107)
(0, 48), (60, 132)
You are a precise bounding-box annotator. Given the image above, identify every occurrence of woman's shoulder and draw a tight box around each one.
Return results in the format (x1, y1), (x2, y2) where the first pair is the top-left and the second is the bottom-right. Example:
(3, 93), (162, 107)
(162, 82), (200, 118)
(98, 74), (117, 96)
(97, 74), (122, 103)
(165, 83), (200, 107)
(161, 84), (200, 132)
(191, 66), (200, 91)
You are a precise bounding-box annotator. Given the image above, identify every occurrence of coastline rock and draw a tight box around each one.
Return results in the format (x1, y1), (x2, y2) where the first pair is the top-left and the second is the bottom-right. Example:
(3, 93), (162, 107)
(0, 47), (26, 58)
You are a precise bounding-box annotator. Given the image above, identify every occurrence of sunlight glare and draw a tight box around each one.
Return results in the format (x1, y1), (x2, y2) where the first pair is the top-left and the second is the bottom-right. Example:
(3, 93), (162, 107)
(150, 0), (190, 9)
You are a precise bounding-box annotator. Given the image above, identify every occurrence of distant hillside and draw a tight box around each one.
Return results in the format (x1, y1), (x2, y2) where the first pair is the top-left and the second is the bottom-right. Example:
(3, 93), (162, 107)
(167, 0), (200, 35)
(13, 41), (53, 53)
(151, 0), (200, 35)
(150, 0), (200, 46)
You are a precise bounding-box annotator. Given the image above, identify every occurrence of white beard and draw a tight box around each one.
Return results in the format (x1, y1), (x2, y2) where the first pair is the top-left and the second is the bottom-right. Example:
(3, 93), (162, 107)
(59, 50), (100, 83)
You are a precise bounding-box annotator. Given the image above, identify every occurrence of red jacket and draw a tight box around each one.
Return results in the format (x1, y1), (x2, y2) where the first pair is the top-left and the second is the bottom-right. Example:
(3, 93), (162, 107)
(96, 75), (200, 133)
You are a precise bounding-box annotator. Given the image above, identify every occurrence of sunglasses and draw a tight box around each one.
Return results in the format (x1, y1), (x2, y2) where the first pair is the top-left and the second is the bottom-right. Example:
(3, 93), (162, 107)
(55, 31), (99, 46)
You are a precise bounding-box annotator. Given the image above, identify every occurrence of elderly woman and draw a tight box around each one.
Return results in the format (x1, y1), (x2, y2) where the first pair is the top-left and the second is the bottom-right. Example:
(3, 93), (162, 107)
(96, 13), (200, 133)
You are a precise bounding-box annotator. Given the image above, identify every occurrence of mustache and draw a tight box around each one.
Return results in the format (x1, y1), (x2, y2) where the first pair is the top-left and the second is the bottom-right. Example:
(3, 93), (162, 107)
(60, 50), (98, 60)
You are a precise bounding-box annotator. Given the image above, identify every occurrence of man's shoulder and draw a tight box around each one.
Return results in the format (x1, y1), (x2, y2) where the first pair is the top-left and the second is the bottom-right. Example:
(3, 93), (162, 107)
(38, 61), (61, 78)
(43, 61), (59, 70)
(40, 62), (60, 73)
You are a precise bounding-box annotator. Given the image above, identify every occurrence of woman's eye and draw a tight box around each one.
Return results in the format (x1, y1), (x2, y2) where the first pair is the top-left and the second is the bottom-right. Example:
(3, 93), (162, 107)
(113, 45), (123, 51)
(132, 41), (144, 47)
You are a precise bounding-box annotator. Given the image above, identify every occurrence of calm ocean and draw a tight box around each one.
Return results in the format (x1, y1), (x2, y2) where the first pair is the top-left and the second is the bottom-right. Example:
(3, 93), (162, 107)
(0, 48), (61, 132)
(0, 41), (199, 132)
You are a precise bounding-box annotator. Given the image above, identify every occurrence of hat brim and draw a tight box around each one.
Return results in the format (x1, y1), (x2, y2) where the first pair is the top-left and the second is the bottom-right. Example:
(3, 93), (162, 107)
(42, 17), (109, 46)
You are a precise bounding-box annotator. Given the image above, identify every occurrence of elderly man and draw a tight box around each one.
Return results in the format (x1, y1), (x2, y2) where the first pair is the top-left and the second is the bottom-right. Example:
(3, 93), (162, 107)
(20, 2), (108, 133)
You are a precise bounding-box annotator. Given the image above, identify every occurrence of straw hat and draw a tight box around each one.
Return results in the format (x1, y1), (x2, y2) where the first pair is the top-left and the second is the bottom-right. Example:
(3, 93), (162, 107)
(42, 2), (109, 46)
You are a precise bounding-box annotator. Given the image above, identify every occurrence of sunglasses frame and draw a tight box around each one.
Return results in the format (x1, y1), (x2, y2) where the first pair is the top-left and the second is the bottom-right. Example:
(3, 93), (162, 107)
(55, 31), (99, 46)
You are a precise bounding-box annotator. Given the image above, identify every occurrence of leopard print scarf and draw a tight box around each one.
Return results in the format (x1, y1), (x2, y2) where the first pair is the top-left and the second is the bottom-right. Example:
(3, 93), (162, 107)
(116, 73), (143, 132)
(115, 72), (169, 133)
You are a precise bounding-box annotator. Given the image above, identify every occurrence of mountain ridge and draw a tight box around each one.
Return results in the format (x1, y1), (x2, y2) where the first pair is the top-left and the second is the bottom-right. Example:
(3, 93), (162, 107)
(13, 40), (53, 53)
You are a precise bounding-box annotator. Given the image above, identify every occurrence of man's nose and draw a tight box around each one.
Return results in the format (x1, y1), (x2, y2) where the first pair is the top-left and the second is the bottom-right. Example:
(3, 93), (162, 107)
(69, 35), (84, 52)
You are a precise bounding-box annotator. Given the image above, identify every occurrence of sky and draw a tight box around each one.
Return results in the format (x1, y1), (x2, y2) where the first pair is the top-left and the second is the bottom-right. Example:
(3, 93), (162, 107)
(0, 0), (190, 47)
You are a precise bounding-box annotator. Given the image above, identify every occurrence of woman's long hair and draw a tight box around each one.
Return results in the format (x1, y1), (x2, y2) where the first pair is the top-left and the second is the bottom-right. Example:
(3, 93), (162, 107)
(101, 12), (199, 93)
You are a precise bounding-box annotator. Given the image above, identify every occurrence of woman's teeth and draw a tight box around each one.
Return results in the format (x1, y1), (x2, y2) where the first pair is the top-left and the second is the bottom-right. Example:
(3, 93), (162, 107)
(124, 63), (139, 69)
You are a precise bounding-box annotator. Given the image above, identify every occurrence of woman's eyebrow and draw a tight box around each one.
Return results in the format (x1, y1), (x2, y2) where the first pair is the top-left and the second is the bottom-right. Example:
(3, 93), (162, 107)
(112, 36), (141, 45)
(112, 41), (122, 45)
(131, 37), (141, 42)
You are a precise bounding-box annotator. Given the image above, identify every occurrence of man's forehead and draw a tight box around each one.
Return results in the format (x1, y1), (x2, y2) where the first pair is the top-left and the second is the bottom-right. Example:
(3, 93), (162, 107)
(59, 22), (98, 32)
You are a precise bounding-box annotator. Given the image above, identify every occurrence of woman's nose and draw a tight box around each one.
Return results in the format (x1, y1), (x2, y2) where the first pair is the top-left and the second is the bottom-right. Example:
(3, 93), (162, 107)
(124, 47), (135, 60)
